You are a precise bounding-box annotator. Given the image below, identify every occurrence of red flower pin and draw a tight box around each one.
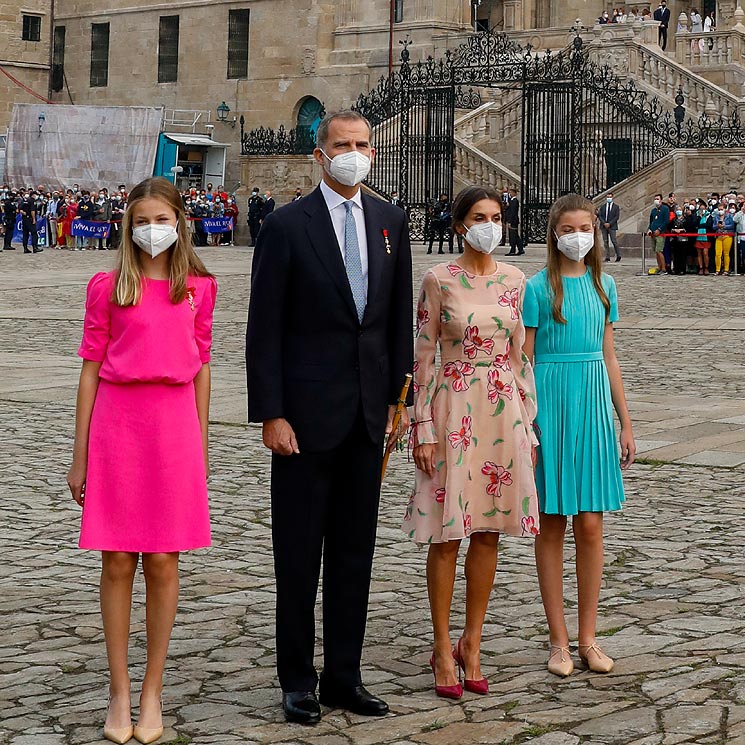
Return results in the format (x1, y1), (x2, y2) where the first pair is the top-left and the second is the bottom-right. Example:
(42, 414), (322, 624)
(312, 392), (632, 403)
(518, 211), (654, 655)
(383, 229), (391, 254)
(186, 287), (196, 312)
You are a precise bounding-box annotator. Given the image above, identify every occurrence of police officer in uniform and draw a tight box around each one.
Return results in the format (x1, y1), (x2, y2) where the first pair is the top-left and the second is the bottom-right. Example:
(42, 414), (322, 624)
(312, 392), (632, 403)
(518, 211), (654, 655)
(247, 187), (264, 247)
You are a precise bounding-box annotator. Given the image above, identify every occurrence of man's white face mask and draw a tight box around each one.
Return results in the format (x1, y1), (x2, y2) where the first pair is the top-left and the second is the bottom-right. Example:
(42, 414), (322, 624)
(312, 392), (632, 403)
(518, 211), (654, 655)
(320, 149), (372, 187)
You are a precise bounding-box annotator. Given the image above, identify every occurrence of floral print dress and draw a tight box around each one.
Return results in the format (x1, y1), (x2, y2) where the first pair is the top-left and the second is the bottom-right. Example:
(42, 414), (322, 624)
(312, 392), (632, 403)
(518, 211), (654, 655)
(402, 262), (540, 545)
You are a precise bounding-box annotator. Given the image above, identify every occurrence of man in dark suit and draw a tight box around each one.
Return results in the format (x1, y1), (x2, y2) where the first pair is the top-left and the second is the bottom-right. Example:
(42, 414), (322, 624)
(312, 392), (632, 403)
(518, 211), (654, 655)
(246, 111), (413, 726)
(259, 189), (275, 224)
(653, 1), (670, 50)
(247, 187), (264, 246)
(597, 192), (622, 262)
(505, 188), (523, 255)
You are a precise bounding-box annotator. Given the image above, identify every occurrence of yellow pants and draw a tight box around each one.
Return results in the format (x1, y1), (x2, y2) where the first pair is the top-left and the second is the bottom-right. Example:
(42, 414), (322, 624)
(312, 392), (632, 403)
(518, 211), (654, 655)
(715, 235), (733, 273)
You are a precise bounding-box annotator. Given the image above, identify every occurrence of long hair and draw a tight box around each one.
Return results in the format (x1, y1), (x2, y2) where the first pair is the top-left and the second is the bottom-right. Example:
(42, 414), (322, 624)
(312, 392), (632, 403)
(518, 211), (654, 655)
(546, 193), (610, 324)
(114, 177), (212, 306)
(451, 185), (502, 234)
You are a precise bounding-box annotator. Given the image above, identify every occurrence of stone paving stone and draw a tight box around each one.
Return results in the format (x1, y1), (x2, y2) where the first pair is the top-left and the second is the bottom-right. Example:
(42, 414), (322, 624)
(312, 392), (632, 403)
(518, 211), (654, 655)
(1, 246), (745, 743)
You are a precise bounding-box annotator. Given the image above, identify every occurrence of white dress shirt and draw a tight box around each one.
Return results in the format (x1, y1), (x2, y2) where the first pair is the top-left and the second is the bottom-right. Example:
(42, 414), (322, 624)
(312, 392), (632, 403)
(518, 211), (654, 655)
(320, 180), (369, 297)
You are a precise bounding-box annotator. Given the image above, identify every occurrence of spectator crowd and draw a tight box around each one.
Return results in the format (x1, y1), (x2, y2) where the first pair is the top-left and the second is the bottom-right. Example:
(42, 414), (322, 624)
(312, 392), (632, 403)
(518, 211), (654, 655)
(647, 189), (745, 275)
(0, 181), (277, 252)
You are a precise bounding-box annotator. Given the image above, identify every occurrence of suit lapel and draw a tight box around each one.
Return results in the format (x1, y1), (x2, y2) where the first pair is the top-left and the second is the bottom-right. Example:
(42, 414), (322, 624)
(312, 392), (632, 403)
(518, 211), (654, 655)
(304, 187), (358, 321)
(362, 193), (384, 317)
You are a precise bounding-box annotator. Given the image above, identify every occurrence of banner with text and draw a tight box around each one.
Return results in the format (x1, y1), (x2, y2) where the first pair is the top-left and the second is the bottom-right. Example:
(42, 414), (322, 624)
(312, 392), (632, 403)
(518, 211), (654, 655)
(70, 220), (111, 238)
(12, 216), (48, 246)
(202, 217), (234, 234)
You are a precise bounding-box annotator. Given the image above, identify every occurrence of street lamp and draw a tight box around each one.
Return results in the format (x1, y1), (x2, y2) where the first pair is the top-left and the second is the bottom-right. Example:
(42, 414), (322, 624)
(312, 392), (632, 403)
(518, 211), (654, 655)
(216, 101), (230, 122)
(38, 111), (46, 136)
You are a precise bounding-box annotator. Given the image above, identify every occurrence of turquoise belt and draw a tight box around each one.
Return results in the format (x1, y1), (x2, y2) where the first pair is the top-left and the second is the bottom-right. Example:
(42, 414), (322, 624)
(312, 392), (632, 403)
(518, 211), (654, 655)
(534, 352), (604, 364)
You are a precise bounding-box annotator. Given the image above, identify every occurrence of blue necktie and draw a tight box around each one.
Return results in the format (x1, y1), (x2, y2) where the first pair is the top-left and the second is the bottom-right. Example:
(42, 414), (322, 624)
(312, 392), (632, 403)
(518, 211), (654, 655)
(344, 201), (365, 322)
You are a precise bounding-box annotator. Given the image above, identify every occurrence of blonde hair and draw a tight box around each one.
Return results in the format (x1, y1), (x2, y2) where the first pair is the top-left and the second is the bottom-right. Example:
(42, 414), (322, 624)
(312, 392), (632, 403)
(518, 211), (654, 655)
(546, 193), (610, 324)
(114, 177), (212, 306)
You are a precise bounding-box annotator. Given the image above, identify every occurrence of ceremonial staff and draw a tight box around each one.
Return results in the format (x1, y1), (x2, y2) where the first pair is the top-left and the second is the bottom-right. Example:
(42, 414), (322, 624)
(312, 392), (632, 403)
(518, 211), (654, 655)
(381, 373), (413, 480)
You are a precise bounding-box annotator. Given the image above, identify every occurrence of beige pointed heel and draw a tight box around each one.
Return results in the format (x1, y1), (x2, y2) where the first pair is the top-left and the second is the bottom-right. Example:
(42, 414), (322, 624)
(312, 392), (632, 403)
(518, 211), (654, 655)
(547, 645), (574, 677)
(104, 696), (133, 744)
(578, 642), (614, 673)
(134, 696), (163, 744)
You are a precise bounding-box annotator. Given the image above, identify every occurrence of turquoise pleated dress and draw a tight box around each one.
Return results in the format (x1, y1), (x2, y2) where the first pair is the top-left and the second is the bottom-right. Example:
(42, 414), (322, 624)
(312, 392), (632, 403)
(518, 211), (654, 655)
(523, 268), (625, 515)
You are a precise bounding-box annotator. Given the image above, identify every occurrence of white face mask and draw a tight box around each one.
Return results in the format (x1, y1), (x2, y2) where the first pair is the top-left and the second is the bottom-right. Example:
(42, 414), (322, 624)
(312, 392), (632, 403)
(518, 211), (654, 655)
(132, 224), (178, 258)
(464, 221), (503, 254)
(321, 149), (372, 187)
(555, 231), (595, 262)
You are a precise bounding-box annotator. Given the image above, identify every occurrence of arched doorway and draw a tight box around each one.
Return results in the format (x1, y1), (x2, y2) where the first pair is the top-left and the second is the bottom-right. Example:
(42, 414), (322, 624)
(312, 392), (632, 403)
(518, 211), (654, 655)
(295, 96), (325, 151)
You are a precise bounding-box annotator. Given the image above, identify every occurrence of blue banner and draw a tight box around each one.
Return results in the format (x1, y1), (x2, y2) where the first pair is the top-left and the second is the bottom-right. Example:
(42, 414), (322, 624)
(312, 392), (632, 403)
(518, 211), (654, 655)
(12, 216), (47, 246)
(202, 217), (234, 234)
(71, 219), (110, 238)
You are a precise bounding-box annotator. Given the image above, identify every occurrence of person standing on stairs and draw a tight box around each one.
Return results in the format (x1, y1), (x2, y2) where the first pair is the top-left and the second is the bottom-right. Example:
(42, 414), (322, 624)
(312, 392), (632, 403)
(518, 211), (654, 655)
(654, 0), (671, 50)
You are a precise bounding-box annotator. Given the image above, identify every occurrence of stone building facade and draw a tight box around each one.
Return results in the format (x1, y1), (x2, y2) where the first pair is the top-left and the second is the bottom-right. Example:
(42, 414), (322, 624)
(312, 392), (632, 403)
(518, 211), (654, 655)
(0, 0), (53, 132)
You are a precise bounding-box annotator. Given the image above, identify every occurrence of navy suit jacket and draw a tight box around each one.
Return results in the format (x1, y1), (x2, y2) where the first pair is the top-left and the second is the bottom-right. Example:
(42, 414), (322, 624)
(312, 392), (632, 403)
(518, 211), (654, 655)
(597, 202), (620, 230)
(246, 185), (413, 451)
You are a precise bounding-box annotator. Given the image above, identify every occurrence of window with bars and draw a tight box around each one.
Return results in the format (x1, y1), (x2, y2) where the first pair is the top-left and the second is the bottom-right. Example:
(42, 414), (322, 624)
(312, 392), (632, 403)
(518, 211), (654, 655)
(22, 15), (42, 41)
(394, 0), (404, 23)
(227, 9), (250, 79)
(158, 15), (179, 83)
(90, 22), (110, 87)
(52, 26), (66, 92)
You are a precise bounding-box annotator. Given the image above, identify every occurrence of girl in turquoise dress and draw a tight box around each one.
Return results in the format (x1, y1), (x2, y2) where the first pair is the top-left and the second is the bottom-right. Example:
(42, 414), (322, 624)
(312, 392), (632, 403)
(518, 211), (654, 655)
(523, 193), (636, 678)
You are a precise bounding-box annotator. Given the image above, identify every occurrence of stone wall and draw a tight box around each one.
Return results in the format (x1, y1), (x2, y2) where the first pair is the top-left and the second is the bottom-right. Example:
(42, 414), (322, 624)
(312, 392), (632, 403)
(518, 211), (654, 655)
(0, 0), (53, 133)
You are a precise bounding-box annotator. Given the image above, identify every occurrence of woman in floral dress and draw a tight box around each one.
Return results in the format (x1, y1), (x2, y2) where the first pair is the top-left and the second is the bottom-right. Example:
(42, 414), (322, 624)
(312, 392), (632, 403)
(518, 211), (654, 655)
(403, 186), (540, 699)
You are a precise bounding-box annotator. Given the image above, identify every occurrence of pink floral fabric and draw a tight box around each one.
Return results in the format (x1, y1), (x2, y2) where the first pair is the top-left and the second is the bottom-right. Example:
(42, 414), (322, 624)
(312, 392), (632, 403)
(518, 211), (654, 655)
(403, 263), (540, 544)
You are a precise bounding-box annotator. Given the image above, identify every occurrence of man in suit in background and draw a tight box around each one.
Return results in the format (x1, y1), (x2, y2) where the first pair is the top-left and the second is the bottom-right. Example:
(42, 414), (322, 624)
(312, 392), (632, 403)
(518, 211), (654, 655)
(654, 0), (670, 50)
(598, 192), (622, 262)
(246, 111), (413, 726)
(505, 187), (523, 255)
(247, 187), (264, 246)
(259, 189), (275, 225)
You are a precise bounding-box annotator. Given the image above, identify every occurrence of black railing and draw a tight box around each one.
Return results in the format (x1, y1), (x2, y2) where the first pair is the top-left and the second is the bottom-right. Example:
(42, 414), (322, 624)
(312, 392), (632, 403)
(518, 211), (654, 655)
(240, 121), (317, 156)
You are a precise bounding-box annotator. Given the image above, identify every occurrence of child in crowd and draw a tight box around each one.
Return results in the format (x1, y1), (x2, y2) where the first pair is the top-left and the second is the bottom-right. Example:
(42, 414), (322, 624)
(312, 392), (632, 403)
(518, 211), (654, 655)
(522, 193), (635, 678)
(67, 176), (216, 744)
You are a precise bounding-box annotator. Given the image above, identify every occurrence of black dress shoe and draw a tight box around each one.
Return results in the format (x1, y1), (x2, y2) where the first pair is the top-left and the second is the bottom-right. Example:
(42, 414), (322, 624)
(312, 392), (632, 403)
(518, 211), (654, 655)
(33, 248), (43, 253)
(319, 683), (389, 717)
(615, 256), (622, 262)
(282, 691), (321, 725)
(516, 249), (525, 255)
(505, 251), (516, 256)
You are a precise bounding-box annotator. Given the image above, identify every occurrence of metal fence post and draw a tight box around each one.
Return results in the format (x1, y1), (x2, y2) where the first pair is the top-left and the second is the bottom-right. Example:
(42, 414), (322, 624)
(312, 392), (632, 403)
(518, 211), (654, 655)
(641, 232), (646, 275)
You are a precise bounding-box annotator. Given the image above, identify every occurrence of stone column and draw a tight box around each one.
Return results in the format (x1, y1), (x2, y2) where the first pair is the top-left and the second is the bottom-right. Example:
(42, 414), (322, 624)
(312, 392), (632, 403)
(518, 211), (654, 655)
(503, 0), (523, 30)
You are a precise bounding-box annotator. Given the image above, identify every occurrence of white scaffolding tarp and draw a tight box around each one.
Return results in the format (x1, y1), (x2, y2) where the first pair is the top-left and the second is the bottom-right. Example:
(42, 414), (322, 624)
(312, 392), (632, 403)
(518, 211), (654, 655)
(4, 104), (163, 189)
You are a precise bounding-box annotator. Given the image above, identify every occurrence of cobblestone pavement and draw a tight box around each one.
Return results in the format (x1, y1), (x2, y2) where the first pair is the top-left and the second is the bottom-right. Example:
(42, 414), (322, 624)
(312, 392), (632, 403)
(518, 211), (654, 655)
(1, 245), (744, 745)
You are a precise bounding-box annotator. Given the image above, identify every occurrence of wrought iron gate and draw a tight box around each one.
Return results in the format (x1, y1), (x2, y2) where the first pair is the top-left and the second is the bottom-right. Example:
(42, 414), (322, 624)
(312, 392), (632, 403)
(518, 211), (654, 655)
(521, 81), (576, 243)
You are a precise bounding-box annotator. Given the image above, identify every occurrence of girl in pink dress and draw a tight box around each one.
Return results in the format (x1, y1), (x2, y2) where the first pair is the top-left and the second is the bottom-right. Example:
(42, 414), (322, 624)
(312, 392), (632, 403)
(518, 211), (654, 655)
(67, 177), (216, 745)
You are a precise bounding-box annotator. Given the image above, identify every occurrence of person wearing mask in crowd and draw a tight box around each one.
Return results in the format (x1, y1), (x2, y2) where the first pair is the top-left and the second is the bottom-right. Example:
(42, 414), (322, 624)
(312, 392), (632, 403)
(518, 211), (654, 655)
(734, 201), (745, 274)
(505, 188), (523, 256)
(223, 196), (239, 246)
(669, 204), (691, 274)
(63, 193), (78, 248)
(247, 187), (264, 247)
(96, 189), (112, 251)
(260, 190), (275, 225)
(427, 193), (454, 255)
(292, 188), (303, 202)
(2, 189), (18, 251)
(693, 202), (713, 275)
(714, 202), (735, 275)
(192, 198), (209, 247)
(110, 192), (126, 249)
(647, 193), (670, 274)
(210, 198), (225, 246)
(46, 191), (60, 248)
(76, 191), (96, 250)
(205, 183), (214, 202)
(597, 192), (621, 262)
(654, 0), (671, 49)
(390, 191), (404, 209)
(19, 189), (42, 254)
(57, 195), (70, 249)
(597, 10), (610, 23)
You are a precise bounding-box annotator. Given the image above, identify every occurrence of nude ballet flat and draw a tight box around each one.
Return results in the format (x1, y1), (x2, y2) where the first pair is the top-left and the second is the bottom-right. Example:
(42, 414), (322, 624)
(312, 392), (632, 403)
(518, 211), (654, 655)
(547, 645), (574, 677)
(578, 642), (614, 673)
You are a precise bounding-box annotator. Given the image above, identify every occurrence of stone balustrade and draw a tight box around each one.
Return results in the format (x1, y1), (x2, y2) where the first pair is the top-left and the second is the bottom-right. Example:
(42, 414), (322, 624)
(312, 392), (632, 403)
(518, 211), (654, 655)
(675, 29), (745, 67)
(453, 137), (520, 192)
(453, 103), (492, 145)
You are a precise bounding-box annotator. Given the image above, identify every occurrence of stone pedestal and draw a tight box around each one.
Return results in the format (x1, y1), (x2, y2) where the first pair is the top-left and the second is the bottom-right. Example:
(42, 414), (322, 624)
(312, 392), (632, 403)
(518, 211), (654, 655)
(238, 154), (323, 212)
